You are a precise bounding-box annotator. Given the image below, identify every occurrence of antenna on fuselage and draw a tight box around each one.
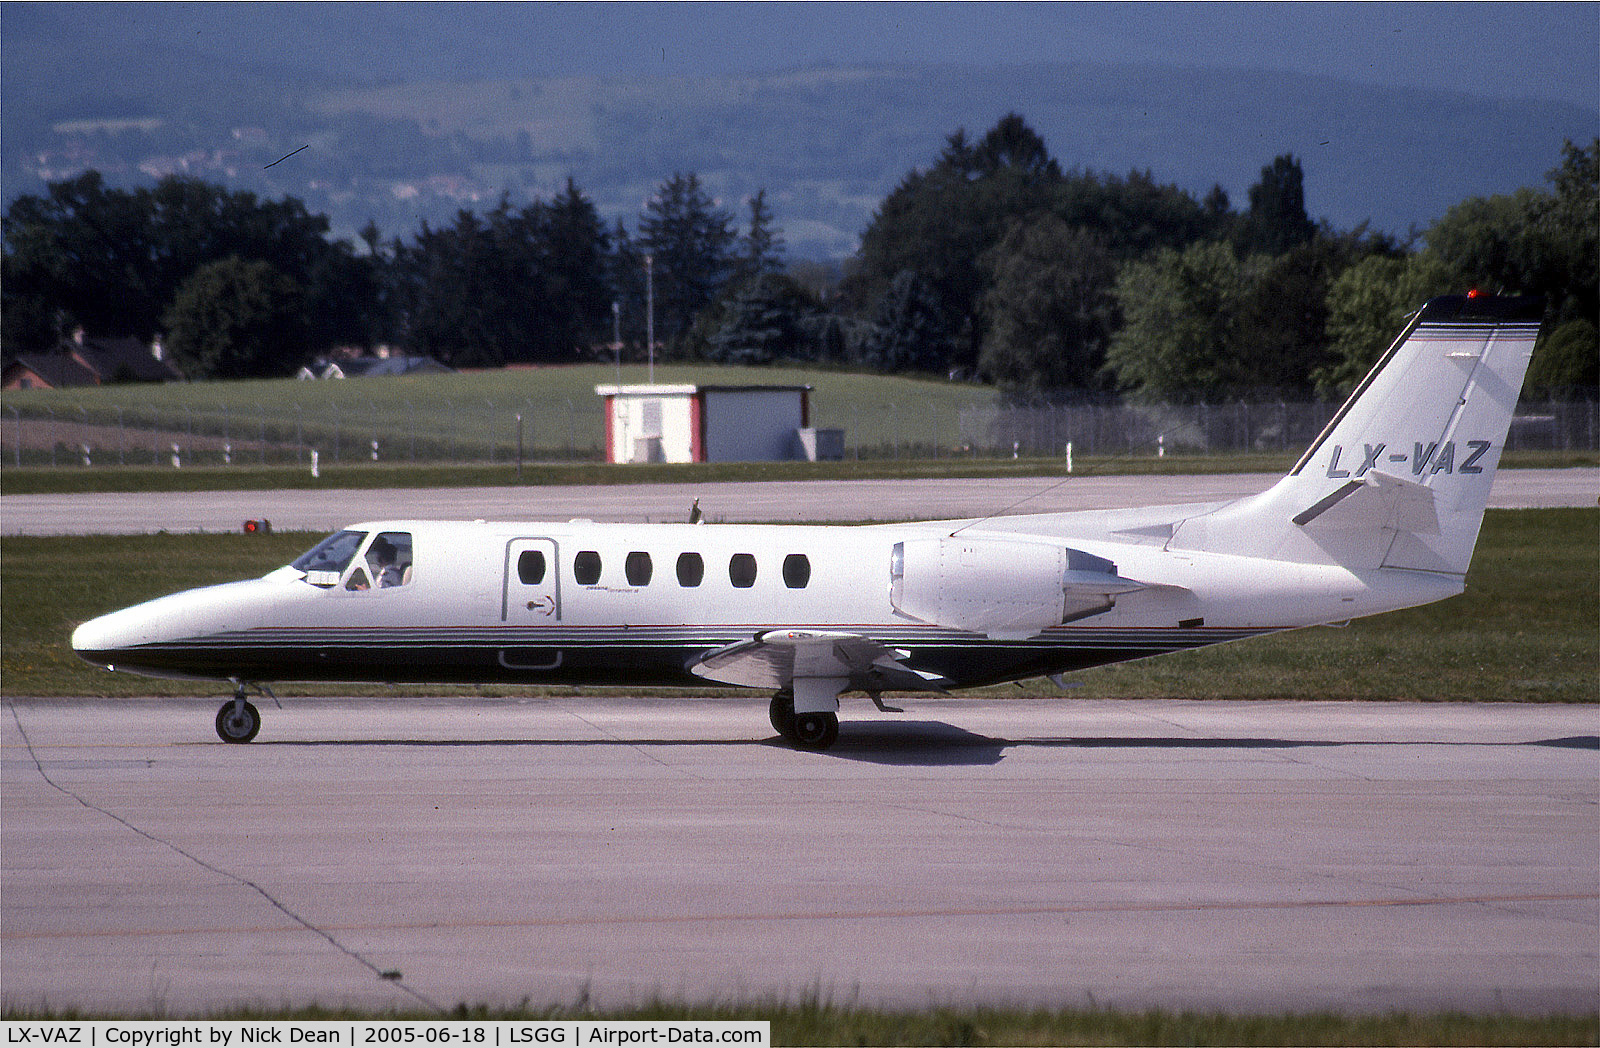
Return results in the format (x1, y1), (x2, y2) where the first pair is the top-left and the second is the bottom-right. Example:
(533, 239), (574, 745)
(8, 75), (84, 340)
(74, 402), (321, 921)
(688, 498), (703, 524)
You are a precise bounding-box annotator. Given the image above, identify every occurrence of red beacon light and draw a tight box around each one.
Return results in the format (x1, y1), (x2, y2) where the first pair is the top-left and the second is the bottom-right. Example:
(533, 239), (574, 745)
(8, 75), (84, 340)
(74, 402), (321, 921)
(1467, 288), (1484, 299)
(243, 519), (272, 534)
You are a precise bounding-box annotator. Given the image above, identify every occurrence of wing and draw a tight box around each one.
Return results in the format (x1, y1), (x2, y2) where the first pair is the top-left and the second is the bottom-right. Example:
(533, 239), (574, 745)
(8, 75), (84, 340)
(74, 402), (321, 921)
(689, 629), (951, 694)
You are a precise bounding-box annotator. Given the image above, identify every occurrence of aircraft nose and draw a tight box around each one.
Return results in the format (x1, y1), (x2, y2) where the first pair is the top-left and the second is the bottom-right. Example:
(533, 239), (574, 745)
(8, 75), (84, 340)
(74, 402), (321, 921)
(72, 605), (158, 667)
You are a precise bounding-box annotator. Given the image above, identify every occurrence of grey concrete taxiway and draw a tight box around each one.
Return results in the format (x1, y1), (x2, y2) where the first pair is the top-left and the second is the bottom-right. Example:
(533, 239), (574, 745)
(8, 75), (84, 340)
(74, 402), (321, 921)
(2, 468), (1596, 535)
(3, 696), (1595, 1017)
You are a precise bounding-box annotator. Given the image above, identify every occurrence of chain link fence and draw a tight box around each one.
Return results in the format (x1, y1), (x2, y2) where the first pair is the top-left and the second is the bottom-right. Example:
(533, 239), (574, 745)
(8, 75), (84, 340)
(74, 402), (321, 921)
(2, 397), (607, 469)
(5, 394), (1597, 469)
(958, 396), (1599, 459)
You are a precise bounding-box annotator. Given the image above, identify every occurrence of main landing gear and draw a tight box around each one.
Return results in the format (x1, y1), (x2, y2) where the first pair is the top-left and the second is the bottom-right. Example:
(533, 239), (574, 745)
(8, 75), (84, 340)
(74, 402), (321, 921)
(769, 691), (839, 752)
(215, 681), (273, 744)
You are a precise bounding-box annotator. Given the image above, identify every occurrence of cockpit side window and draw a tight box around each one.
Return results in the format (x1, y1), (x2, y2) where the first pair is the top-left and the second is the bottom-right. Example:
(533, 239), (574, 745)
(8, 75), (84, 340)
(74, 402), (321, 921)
(365, 532), (413, 588)
(293, 530), (368, 588)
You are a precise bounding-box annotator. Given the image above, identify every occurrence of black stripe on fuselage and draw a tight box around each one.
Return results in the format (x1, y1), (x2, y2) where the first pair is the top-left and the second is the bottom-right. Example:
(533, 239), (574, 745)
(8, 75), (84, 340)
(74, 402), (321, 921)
(81, 624), (1272, 689)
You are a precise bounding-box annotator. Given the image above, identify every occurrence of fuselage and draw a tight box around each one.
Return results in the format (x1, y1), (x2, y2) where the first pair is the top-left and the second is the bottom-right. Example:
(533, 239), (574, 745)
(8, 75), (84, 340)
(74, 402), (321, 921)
(70, 510), (1457, 691)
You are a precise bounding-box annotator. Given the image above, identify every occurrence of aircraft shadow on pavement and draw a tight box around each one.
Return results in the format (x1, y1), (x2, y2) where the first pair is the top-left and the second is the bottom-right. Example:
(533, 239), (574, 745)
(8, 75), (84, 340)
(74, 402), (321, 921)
(797, 720), (1008, 766)
(259, 727), (1598, 766)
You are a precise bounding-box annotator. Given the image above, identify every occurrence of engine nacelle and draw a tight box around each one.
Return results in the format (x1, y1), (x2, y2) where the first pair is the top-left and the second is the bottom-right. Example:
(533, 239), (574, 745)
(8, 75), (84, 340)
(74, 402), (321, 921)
(889, 538), (1142, 639)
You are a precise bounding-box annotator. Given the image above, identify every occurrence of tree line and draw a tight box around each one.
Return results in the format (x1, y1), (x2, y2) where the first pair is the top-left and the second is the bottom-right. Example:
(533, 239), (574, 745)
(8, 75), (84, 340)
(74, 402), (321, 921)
(4, 116), (1594, 398)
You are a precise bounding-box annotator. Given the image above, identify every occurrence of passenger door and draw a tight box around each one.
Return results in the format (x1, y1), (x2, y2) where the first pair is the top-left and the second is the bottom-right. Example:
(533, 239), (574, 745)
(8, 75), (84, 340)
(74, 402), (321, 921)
(502, 537), (561, 622)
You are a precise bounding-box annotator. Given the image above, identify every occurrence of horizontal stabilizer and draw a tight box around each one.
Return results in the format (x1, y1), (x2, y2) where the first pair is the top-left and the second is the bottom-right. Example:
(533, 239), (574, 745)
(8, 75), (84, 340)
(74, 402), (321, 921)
(1293, 471), (1440, 535)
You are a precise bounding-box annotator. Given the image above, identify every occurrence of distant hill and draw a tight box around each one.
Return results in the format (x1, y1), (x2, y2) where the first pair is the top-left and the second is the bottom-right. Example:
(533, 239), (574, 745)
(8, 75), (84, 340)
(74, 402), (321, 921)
(3, 6), (1593, 257)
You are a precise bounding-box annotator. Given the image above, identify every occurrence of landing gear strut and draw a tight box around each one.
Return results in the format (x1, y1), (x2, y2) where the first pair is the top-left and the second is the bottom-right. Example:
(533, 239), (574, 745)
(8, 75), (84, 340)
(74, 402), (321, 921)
(215, 681), (271, 744)
(770, 690), (838, 751)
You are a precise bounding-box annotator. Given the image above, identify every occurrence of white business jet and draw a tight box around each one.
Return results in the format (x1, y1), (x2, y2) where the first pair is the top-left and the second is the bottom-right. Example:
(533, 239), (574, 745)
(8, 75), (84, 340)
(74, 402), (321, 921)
(73, 294), (1543, 750)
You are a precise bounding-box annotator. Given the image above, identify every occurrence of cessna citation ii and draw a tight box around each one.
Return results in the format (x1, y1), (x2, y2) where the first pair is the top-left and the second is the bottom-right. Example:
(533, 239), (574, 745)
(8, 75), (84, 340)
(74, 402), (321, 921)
(73, 294), (1542, 750)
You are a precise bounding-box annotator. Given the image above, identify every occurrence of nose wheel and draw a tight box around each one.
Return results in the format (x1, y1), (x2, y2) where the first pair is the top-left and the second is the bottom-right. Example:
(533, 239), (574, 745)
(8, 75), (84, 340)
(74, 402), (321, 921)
(215, 698), (261, 743)
(216, 681), (273, 743)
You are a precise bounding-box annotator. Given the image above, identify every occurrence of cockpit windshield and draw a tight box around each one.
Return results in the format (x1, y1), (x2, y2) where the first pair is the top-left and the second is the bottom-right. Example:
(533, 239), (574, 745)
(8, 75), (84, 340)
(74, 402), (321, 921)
(292, 530), (367, 586)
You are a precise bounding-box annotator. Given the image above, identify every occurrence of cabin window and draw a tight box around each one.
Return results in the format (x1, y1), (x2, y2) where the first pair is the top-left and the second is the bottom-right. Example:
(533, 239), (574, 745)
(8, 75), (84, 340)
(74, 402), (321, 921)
(729, 553), (758, 588)
(293, 529), (367, 588)
(574, 551), (602, 585)
(625, 551), (653, 586)
(782, 554), (811, 589)
(676, 552), (704, 587)
(518, 550), (546, 585)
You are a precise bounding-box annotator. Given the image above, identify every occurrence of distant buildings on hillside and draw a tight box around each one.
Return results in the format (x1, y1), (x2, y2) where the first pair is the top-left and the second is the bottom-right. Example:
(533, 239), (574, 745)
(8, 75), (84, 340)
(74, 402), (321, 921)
(2, 329), (183, 390)
(2, 331), (453, 388)
(297, 346), (453, 380)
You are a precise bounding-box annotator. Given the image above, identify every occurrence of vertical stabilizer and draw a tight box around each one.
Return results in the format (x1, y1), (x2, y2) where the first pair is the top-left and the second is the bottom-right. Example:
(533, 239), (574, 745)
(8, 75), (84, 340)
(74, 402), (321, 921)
(1170, 295), (1543, 573)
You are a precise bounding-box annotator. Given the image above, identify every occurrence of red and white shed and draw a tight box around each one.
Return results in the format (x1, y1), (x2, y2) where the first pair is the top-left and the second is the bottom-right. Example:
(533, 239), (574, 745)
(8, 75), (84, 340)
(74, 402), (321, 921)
(595, 383), (817, 463)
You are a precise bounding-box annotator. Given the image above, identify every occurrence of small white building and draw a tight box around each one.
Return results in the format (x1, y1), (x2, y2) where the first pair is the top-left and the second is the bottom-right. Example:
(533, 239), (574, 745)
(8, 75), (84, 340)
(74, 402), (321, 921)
(596, 384), (841, 463)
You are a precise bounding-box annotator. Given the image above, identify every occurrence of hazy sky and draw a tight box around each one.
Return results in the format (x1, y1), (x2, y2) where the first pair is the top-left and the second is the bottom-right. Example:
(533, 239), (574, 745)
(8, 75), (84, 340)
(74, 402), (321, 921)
(46, 2), (1600, 109)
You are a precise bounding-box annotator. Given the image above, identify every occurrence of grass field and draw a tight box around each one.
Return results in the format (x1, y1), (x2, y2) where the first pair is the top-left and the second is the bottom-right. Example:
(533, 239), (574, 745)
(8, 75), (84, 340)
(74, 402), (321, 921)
(5, 363), (1593, 478)
(0, 363), (999, 466)
(4, 510), (1594, 702)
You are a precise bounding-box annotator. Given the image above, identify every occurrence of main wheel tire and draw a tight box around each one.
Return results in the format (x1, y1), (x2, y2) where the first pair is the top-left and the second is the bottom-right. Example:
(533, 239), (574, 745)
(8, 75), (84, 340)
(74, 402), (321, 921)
(769, 692), (797, 738)
(791, 711), (838, 751)
(216, 699), (261, 744)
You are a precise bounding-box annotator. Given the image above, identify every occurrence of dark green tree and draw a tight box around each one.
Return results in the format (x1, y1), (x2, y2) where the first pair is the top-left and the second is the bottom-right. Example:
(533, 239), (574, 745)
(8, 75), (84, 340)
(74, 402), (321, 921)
(846, 115), (1067, 373)
(857, 269), (951, 374)
(2, 172), (381, 364)
(1234, 154), (1316, 256)
(973, 112), (1061, 180)
(162, 256), (308, 379)
(2, 172), (164, 352)
(1051, 168), (1225, 260)
(847, 118), (1228, 378)
(392, 183), (614, 367)
(706, 273), (817, 365)
(738, 189), (785, 279)
(1525, 318), (1598, 393)
(543, 178), (614, 356)
(1235, 228), (1397, 398)
(978, 215), (1117, 394)
(638, 172), (738, 351)
(395, 202), (541, 368)
(607, 219), (648, 357)
(1105, 241), (1267, 401)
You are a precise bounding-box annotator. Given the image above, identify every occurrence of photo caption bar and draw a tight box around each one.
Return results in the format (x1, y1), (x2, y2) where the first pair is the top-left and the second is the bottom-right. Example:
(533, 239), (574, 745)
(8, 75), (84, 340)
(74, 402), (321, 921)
(0, 1022), (770, 1048)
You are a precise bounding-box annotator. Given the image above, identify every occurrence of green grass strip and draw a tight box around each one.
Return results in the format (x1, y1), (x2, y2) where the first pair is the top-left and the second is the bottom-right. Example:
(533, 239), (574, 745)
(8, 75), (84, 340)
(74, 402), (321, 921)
(3, 450), (1595, 495)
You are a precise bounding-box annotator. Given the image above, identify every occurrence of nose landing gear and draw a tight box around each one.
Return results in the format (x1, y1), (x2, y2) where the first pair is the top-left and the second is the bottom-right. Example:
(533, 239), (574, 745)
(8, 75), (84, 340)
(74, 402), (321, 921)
(215, 681), (274, 744)
(216, 698), (260, 743)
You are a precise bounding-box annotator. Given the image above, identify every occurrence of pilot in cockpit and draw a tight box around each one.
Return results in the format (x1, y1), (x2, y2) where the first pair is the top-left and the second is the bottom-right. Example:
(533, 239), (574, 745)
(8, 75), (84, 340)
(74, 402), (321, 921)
(367, 534), (411, 588)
